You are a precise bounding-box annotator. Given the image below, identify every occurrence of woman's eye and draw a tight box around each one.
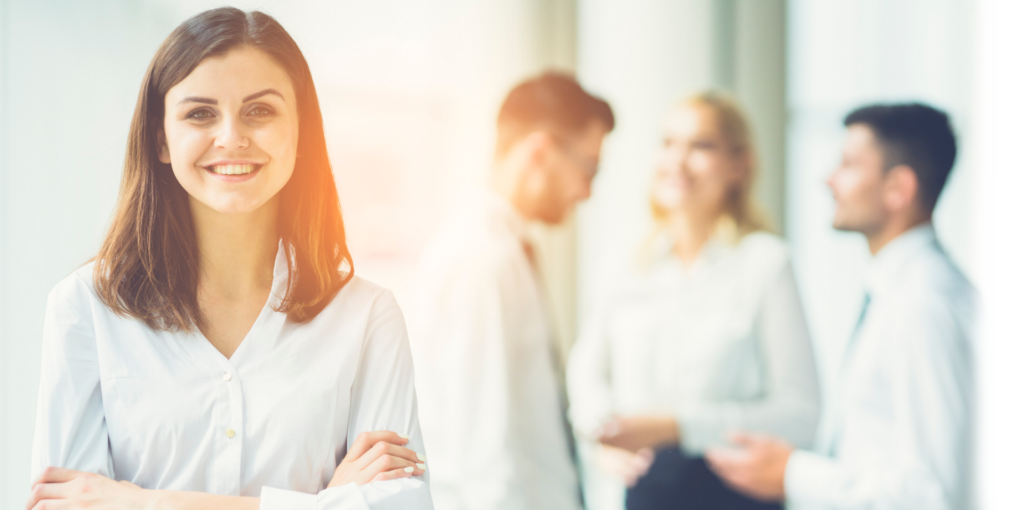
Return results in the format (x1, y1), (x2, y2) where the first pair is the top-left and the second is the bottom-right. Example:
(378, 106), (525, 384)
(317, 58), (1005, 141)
(248, 105), (275, 117)
(187, 109), (215, 120)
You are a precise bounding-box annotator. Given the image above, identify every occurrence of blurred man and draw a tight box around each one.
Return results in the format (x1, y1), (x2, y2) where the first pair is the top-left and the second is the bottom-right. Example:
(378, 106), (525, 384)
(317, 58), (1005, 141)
(407, 72), (614, 510)
(705, 103), (975, 509)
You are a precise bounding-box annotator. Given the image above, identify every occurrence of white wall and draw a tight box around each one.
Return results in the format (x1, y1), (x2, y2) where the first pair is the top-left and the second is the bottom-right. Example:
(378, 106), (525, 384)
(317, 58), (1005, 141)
(0, 2), (178, 504)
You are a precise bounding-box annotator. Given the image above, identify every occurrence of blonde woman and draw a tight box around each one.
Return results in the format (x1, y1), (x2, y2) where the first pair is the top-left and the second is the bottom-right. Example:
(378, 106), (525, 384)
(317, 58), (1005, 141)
(567, 93), (819, 510)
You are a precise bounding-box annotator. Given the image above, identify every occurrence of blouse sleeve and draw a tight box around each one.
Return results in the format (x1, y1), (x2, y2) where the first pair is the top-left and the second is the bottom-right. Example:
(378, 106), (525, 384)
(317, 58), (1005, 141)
(260, 290), (434, 510)
(31, 280), (114, 479)
(677, 261), (821, 452)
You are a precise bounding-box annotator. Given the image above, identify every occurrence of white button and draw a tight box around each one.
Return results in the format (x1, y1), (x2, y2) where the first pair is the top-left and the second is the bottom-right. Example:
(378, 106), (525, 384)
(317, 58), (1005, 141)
(223, 372), (232, 381)
(226, 428), (235, 439)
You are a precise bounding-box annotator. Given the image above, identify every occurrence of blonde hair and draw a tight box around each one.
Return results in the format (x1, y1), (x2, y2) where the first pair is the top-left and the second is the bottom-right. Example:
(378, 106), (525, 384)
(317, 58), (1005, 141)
(649, 91), (769, 243)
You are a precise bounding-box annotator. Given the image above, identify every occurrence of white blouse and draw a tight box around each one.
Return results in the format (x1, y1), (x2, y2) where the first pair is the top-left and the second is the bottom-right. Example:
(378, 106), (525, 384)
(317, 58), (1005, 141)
(31, 245), (434, 510)
(568, 232), (820, 454)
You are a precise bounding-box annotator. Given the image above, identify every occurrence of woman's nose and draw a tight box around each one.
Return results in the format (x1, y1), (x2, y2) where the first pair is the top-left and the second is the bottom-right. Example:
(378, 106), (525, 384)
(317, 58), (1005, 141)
(215, 117), (249, 150)
(671, 150), (692, 177)
(661, 147), (685, 171)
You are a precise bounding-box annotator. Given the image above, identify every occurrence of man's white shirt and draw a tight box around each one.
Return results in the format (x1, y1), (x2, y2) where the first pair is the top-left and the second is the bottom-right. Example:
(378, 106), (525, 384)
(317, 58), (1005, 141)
(785, 224), (976, 509)
(407, 190), (582, 510)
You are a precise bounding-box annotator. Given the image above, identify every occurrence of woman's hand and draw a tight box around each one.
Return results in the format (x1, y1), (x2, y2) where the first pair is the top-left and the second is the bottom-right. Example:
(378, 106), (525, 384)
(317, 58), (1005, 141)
(328, 431), (427, 487)
(593, 444), (655, 487)
(26, 467), (152, 510)
(597, 414), (680, 453)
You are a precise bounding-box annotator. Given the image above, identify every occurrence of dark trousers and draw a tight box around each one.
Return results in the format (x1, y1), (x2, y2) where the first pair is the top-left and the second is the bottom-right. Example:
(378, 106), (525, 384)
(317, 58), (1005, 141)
(625, 447), (782, 510)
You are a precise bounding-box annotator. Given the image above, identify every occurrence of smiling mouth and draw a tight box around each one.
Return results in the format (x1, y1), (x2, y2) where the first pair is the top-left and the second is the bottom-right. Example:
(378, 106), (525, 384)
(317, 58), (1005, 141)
(205, 163), (261, 176)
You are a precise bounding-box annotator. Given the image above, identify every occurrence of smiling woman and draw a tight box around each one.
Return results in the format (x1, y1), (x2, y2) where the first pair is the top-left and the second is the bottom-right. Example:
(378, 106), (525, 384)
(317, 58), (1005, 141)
(27, 7), (433, 510)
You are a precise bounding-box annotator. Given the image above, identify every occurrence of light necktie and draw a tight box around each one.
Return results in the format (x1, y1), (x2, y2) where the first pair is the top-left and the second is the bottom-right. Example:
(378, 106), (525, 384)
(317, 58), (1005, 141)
(822, 292), (871, 457)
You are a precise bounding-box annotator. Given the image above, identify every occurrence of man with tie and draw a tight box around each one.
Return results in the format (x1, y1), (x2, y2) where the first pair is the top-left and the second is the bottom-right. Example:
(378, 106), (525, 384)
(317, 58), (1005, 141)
(704, 103), (975, 509)
(406, 72), (615, 510)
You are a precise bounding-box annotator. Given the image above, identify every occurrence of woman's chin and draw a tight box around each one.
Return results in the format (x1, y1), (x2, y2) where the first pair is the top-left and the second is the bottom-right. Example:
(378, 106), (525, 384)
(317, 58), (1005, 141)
(652, 194), (686, 212)
(195, 196), (273, 216)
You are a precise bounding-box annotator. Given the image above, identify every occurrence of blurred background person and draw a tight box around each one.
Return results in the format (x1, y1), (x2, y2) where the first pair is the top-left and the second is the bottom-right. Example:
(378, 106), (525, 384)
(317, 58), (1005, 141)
(706, 103), (975, 510)
(567, 92), (819, 510)
(406, 72), (614, 510)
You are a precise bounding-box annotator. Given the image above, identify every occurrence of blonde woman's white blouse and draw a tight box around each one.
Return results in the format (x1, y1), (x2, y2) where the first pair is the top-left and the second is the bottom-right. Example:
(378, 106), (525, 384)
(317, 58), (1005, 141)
(31, 246), (434, 510)
(567, 232), (820, 453)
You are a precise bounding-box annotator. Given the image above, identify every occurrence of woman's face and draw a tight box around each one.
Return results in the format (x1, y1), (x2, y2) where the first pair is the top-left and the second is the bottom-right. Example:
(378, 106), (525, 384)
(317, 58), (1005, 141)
(652, 104), (746, 218)
(159, 45), (299, 215)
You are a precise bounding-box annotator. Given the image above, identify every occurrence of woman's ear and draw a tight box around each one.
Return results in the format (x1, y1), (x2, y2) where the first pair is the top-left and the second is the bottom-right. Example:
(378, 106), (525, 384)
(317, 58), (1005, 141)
(157, 129), (171, 164)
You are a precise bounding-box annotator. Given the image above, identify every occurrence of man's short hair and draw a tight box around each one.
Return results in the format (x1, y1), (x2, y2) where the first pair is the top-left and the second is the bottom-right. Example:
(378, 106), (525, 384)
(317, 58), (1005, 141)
(496, 71), (615, 157)
(844, 103), (957, 213)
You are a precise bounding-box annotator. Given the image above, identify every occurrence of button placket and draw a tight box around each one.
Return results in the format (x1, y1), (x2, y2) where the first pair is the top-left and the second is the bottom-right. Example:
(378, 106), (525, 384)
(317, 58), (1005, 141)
(217, 365), (244, 494)
(228, 368), (245, 494)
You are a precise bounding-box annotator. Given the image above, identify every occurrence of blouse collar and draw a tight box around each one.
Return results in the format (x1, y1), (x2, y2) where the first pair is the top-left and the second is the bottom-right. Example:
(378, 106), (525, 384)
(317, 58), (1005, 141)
(269, 240), (291, 308)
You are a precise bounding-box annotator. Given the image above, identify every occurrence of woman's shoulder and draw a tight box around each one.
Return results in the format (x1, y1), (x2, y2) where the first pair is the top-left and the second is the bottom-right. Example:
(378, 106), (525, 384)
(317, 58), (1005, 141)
(47, 261), (100, 311)
(323, 274), (402, 322)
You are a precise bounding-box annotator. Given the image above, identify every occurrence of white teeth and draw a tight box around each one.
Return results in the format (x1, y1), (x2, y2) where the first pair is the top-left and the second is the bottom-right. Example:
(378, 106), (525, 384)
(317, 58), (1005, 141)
(211, 164), (255, 175)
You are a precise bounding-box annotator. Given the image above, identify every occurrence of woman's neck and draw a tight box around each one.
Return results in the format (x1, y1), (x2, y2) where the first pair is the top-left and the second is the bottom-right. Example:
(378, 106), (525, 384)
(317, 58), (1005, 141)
(666, 209), (718, 266)
(190, 197), (279, 298)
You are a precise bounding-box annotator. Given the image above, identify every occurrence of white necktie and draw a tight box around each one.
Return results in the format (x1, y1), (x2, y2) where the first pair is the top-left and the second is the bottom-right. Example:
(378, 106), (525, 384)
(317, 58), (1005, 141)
(821, 292), (872, 457)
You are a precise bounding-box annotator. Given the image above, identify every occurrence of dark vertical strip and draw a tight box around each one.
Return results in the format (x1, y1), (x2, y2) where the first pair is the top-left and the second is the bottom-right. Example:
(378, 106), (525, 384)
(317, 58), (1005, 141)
(557, 0), (577, 71)
(779, 0), (788, 236)
(713, 0), (737, 91)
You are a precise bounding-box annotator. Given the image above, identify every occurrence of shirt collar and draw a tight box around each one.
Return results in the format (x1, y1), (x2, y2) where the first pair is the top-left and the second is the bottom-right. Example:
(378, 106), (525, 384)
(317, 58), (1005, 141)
(864, 222), (938, 294)
(270, 240), (291, 306)
(649, 229), (732, 273)
(481, 188), (530, 243)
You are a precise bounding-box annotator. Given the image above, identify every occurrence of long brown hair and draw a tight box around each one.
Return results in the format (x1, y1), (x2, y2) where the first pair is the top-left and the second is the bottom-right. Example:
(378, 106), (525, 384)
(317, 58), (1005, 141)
(94, 7), (352, 331)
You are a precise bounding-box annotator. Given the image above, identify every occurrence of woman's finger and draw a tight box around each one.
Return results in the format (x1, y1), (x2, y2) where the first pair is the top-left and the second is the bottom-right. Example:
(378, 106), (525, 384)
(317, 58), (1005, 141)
(353, 440), (424, 471)
(370, 466), (417, 483)
(31, 500), (72, 510)
(345, 431), (410, 461)
(359, 454), (424, 484)
(31, 467), (84, 487)
(25, 481), (71, 510)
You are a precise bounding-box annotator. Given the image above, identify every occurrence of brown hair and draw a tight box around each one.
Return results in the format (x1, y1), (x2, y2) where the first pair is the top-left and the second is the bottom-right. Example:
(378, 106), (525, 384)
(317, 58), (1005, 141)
(495, 71), (615, 158)
(650, 91), (768, 240)
(93, 7), (352, 331)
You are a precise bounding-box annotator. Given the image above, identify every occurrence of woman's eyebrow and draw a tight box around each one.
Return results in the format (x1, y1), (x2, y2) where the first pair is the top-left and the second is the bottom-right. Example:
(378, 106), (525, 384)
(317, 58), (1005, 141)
(178, 96), (217, 106)
(176, 89), (283, 106)
(242, 88), (284, 102)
